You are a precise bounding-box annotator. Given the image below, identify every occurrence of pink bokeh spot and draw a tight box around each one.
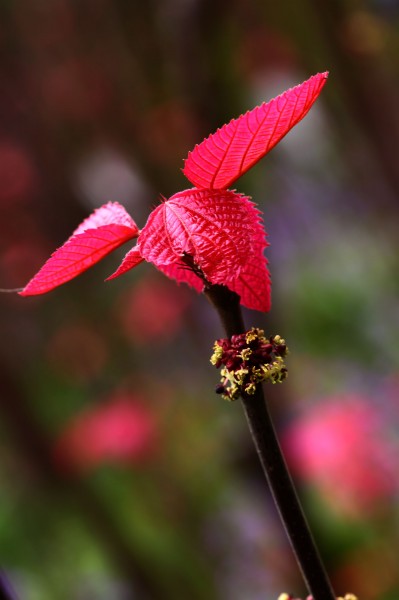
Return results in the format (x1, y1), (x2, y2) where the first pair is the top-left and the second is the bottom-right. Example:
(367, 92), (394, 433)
(55, 392), (158, 471)
(283, 395), (399, 517)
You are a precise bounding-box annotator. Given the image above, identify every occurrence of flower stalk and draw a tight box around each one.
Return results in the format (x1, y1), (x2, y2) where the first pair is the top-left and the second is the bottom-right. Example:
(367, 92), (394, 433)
(205, 284), (336, 600)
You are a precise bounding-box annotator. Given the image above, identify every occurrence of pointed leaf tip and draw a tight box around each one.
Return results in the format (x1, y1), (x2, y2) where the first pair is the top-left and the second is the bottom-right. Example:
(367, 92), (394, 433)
(106, 245), (145, 280)
(20, 202), (139, 296)
(183, 71), (328, 190)
(73, 202), (139, 235)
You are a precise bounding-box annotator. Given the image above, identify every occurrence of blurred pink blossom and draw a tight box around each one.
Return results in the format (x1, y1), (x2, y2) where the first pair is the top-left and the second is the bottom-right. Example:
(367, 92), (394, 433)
(283, 395), (399, 517)
(55, 392), (158, 471)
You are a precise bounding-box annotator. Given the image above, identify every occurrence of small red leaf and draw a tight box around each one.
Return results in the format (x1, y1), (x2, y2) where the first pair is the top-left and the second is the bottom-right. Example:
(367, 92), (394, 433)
(20, 202), (139, 296)
(183, 72), (328, 190)
(107, 245), (145, 280)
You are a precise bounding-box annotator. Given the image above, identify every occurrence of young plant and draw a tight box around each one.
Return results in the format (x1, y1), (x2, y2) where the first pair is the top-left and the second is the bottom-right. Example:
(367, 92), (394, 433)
(19, 72), (326, 307)
(17, 72), (357, 599)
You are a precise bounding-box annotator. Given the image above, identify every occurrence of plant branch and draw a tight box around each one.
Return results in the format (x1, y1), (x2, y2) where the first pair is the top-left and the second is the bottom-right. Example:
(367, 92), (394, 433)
(205, 284), (336, 600)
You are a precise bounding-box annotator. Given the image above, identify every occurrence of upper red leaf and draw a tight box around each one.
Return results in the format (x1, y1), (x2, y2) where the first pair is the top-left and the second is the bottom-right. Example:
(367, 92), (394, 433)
(20, 202), (139, 296)
(183, 72), (328, 190)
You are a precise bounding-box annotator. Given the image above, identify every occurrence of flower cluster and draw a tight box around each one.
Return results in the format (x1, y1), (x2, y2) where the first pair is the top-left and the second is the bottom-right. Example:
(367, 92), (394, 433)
(277, 594), (358, 600)
(210, 327), (288, 400)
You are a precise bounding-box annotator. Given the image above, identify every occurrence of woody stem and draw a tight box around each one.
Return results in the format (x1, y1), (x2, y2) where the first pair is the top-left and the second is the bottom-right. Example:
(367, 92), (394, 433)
(205, 284), (336, 600)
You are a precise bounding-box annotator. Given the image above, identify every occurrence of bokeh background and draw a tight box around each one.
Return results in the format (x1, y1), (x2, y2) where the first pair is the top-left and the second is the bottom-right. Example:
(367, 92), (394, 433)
(1, 1), (399, 599)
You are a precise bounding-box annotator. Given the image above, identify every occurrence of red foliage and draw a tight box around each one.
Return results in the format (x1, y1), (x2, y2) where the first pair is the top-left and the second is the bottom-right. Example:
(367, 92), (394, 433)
(183, 72), (328, 189)
(110, 189), (270, 312)
(20, 203), (139, 295)
(20, 73), (327, 312)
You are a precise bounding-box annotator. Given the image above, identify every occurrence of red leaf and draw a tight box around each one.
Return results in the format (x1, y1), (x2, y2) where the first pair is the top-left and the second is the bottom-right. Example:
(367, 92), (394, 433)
(183, 72), (328, 190)
(229, 205), (271, 312)
(138, 189), (256, 284)
(20, 202), (139, 296)
(107, 245), (145, 280)
(227, 242), (271, 312)
(72, 201), (138, 234)
(137, 188), (270, 311)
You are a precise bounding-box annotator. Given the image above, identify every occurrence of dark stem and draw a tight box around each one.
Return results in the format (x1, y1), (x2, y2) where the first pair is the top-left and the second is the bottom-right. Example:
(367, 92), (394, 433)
(205, 284), (336, 600)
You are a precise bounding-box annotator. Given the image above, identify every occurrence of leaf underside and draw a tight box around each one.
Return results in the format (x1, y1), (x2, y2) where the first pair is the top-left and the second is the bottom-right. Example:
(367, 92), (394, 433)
(20, 202), (139, 296)
(183, 71), (328, 190)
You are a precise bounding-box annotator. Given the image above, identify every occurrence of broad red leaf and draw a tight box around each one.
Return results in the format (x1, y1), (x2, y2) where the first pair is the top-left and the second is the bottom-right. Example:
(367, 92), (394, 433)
(138, 188), (258, 285)
(20, 202), (139, 296)
(212, 192), (271, 311)
(135, 188), (270, 310)
(183, 72), (328, 190)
